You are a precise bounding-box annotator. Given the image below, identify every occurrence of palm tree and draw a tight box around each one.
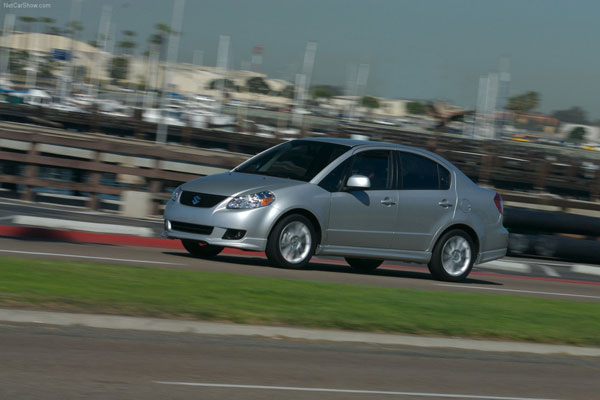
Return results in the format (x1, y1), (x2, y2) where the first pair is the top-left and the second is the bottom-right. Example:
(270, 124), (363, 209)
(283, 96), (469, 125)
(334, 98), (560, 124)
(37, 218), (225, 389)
(64, 21), (83, 37)
(148, 23), (175, 60)
(119, 30), (137, 56)
(18, 16), (38, 33)
(39, 17), (55, 34)
(47, 26), (63, 36)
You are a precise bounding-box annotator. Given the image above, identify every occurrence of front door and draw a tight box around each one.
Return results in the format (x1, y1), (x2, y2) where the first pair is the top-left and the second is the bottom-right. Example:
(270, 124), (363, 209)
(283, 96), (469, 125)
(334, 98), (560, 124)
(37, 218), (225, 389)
(326, 150), (397, 249)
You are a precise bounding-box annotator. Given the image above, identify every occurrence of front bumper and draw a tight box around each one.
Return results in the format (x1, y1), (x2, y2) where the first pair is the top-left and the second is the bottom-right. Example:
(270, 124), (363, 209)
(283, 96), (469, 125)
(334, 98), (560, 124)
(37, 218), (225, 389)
(162, 199), (281, 252)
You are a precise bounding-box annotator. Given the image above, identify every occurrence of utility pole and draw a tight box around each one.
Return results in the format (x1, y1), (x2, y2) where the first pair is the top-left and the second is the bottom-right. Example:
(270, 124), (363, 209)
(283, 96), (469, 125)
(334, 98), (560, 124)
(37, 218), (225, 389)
(0, 14), (16, 81)
(293, 41), (317, 126)
(157, 0), (185, 144)
(215, 34), (230, 115)
(92, 4), (111, 98)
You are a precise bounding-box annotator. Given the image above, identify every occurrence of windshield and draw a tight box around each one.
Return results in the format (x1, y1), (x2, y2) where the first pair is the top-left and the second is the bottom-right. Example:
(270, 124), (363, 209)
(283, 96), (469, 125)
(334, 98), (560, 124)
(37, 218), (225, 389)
(235, 140), (350, 182)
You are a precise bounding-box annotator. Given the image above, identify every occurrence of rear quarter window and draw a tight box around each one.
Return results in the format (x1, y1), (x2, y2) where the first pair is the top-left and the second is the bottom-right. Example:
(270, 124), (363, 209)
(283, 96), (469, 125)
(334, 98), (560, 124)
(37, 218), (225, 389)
(399, 151), (451, 190)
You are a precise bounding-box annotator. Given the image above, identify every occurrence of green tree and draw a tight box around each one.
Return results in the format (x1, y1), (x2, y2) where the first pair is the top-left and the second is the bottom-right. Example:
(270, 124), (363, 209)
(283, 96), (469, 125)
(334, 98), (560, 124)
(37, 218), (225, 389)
(309, 85), (342, 100)
(406, 101), (426, 115)
(551, 106), (589, 125)
(39, 59), (59, 78)
(18, 16), (38, 32)
(246, 76), (270, 94)
(48, 26), (63, 36)
(360, 96), (379, 109)
(39, 17), (55, 33)
(568, 127), (587, 143)
(148, 24), (175, 60)
(73, 65), (88, 82)
(64, 21), (83, 37)
(9, 50), (28, 76)
(119, 30), (137, 56)
(109, 56), (129, 82)
(310, 87), (334, 101)
(506, 91), (540, 113)
(280, 85), (295, 99)
(207, 79), (236, 91)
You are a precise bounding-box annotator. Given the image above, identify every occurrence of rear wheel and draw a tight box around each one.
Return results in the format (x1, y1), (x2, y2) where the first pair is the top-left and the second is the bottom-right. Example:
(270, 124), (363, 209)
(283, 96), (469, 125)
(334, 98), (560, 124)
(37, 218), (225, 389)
(345, 258), (383, 273)
(266, 214), (316, 269)
(181, 240), (223, 258)
(428, 229), (474, 282)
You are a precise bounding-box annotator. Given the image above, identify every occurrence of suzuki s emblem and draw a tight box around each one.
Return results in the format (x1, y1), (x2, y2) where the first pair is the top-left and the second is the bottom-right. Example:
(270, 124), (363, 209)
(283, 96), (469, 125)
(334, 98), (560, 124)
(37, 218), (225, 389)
(191, 195), (202, 205)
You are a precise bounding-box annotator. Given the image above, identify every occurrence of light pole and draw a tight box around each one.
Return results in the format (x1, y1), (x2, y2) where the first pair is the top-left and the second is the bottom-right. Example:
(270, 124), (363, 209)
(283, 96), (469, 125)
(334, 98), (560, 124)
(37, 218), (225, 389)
(157, 0), (185, 144)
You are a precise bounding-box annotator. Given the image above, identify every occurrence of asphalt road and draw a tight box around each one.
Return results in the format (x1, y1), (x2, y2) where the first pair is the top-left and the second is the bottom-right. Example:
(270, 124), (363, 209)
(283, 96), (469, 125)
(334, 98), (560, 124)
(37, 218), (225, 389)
(1, 237), (599, 302)
(2, 198), (599, 399)
(1, 322), (598, 400)
(2, 196), (600, 282)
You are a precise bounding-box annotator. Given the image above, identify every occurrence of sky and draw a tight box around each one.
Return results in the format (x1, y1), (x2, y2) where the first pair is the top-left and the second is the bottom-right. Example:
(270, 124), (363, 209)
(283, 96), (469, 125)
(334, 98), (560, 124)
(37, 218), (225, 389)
(2, 0), (599, 119)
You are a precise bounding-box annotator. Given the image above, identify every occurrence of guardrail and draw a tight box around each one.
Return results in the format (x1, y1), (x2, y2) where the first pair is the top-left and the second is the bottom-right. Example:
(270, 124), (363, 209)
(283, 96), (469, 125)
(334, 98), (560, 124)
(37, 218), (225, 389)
(1, 119), (600, 263)
(0, 126), (248, 215)
(1, 109), (600, 214)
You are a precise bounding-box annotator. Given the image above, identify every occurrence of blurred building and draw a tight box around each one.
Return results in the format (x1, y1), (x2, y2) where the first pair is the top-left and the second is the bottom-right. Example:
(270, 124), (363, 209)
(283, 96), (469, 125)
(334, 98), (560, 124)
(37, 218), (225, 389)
(559, 123), (600, 145)
(1, 32), (107, 79)
(1, 33), (439, 119)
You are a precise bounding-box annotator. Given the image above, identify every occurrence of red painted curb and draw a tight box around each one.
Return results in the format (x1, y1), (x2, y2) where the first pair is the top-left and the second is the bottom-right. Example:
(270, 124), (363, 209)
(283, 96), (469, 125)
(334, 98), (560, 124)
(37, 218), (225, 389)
(0, 225), (184, 249)
(0, 225), (263, 256)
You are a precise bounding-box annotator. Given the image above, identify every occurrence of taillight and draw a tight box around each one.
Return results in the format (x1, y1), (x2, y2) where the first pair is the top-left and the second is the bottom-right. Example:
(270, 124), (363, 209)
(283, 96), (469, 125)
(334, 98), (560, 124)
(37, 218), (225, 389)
(493, 193), (503, 215)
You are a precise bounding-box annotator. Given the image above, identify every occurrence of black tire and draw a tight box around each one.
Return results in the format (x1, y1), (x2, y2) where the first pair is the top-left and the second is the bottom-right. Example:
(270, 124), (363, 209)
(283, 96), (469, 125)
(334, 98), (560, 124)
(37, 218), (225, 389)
(428, 229), (475, 282)
(266, 214), (316, 269)
(345, 258), (383, 273)
(181, 240), (223, 258)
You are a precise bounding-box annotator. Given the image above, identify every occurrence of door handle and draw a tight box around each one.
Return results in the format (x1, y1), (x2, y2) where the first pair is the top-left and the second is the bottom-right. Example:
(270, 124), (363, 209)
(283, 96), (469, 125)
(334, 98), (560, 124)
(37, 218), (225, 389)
(381, 197), (396, 206)
(438, 199), (453, 208)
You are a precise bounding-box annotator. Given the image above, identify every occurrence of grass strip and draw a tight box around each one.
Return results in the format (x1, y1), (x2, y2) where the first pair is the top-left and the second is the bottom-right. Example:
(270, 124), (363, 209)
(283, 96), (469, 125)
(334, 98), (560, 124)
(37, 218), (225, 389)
(1, 256), (599, 346)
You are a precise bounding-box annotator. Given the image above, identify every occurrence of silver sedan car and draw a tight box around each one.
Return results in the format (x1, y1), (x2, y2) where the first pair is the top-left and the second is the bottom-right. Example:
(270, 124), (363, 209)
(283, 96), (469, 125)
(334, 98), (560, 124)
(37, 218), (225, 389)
(163, 138), (508, 281)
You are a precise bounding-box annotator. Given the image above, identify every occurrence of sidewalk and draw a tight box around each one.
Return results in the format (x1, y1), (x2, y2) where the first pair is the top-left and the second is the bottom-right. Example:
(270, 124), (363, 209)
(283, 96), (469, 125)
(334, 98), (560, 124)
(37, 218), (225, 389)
(1, 308), (598, 357)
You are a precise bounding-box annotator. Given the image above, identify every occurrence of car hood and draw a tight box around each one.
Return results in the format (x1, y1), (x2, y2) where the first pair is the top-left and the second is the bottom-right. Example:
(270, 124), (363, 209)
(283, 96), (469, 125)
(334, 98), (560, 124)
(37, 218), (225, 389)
(182, 172), (304, 197)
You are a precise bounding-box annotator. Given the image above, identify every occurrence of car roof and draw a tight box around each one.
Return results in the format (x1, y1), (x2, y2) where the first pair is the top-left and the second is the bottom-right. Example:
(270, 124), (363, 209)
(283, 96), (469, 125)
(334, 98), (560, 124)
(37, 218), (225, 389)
(298, 137), (446, 163)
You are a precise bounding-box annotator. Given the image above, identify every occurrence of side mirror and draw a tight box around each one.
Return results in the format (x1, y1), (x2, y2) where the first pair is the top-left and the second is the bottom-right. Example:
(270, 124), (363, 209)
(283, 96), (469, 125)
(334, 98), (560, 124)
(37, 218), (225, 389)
(346, 174), (371, 190)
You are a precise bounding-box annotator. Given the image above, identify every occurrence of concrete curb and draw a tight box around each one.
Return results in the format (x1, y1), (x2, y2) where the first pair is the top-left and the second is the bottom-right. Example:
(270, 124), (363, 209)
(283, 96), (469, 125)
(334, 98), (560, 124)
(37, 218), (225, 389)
(11, 215), (155, 237)
(1, 309), (598, 357)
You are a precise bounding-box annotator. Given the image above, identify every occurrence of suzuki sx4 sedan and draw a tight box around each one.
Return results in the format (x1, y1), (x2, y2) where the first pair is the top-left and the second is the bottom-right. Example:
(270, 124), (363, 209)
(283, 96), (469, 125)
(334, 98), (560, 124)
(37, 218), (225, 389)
(163, 138), (508, 281)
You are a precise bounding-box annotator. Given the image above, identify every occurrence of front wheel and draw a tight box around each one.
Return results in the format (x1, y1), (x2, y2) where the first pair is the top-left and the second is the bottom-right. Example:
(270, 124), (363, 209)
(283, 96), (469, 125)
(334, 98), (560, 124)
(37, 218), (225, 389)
(428, 230), (475, 282)
(266, 214), (316, 269)
(345, 258), (383, 273)
(181, 240), (223, 258)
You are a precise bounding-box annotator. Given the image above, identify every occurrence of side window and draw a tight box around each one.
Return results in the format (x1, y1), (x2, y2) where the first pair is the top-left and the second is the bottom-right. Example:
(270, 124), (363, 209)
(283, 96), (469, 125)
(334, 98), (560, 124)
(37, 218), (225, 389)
(348, 150), (392, 190)
(318, 159), (350, 192)
(399, 152), (450, 190)
(438, 164), (451, 190)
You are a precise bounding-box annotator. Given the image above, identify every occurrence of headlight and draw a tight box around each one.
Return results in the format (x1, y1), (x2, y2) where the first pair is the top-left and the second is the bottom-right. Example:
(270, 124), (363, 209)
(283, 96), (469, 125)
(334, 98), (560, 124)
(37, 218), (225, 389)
(226, 191), (275, 209)
(171, 186), (183, 202)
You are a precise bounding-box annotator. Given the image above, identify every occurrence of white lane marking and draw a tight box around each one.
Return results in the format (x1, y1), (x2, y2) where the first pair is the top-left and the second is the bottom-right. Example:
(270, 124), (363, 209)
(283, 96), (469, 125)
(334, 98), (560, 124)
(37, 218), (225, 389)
(11, 215), (155, 237)
(572, 264), (600, 277)
(436, 284), (600, 300)
(0, 249), (183, 265)
(537, 265), (560, 277)
(153, 382), (560, 400)
(478, 260), (531, 273)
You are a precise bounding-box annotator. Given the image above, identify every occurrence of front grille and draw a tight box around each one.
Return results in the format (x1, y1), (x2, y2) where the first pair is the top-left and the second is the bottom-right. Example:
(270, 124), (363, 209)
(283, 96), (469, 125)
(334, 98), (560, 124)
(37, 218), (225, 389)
(180, 191), (227, 208)
(170, 220), (214, 235)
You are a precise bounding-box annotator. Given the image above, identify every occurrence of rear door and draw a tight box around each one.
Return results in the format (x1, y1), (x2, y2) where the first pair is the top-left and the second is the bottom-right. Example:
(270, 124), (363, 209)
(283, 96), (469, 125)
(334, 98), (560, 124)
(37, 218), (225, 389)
(391, 151), (456, 251)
